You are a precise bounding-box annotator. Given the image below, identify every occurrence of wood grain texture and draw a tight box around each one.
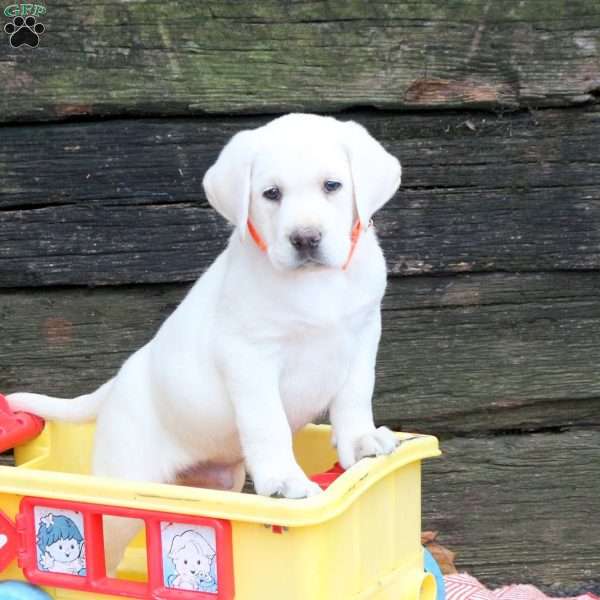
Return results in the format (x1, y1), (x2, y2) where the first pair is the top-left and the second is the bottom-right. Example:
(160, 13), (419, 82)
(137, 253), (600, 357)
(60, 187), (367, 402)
(377, 271), (600, 434)
(423, 429), (600, 589)
(2, 272), (599, 433)
(0, 1), (599, 121)
(2, 106), (600, 286)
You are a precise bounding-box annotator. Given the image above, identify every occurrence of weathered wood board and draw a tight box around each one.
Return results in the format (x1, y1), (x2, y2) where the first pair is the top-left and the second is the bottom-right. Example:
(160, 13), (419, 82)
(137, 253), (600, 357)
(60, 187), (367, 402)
(0, 1), (599, 121)
(2, 106), (600, 287)
(423, 429), (600, 590)
(2, 272), (599, 434)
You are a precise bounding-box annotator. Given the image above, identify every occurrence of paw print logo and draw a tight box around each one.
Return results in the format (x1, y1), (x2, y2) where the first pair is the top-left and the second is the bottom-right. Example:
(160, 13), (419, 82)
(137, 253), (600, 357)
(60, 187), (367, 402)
(4, 16), (45, 48)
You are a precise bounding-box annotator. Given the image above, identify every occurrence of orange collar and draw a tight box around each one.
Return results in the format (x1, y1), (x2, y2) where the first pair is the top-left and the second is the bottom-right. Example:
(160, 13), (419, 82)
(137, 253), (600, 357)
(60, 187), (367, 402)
(247, 219), (268, 252)
(246, 219), (368, 271)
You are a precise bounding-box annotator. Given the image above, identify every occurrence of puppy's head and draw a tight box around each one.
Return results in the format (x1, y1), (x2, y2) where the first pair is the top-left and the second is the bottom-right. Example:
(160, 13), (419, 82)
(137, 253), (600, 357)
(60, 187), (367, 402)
(203, 113), (401, 270)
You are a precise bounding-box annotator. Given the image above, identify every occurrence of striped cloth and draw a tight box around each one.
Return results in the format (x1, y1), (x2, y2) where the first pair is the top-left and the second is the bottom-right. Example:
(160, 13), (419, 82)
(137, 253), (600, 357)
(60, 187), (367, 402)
(445, 573), (599, 600)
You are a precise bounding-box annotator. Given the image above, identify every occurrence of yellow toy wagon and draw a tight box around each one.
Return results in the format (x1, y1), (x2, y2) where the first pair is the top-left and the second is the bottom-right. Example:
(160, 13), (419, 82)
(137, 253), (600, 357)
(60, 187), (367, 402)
(0, 394), (441, 600)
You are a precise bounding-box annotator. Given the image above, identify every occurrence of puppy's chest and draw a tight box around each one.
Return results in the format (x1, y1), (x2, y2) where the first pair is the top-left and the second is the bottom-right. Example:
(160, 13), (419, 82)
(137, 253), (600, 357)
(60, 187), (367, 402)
(279, 325), (356, 429)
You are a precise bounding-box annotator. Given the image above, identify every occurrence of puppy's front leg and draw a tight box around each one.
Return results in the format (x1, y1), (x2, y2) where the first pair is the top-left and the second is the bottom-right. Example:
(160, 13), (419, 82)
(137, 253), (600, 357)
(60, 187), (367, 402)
(329, 312), (399, 469)
(223, 349), (321, 499)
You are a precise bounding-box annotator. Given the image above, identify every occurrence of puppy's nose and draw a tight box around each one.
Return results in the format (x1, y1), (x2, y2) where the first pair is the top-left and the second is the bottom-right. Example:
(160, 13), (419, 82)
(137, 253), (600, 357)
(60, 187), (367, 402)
(289, 228), (322, 251)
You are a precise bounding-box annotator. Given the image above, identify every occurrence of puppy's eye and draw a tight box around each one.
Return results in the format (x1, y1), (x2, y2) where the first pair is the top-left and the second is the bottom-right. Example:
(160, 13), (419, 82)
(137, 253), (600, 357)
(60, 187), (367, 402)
(324, 180), (342, 193)
(262, 186), (282, 202)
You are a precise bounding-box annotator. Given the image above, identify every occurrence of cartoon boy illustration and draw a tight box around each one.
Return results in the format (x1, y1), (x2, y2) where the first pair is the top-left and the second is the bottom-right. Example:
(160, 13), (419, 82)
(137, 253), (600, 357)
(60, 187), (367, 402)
(36, 513), (86, 576)
(167, 529), (216, 591)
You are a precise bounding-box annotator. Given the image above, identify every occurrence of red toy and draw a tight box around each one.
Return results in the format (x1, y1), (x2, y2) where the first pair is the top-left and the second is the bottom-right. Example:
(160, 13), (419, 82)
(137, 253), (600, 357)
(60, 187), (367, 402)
(0, 394), (45, 453)
(5, 496), (235, 599)
(309, 462), (345, 490)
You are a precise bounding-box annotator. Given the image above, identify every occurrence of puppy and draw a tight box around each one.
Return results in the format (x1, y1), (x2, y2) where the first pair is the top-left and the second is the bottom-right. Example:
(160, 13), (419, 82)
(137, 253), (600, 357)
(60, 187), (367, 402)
(8, 113), (401, 569)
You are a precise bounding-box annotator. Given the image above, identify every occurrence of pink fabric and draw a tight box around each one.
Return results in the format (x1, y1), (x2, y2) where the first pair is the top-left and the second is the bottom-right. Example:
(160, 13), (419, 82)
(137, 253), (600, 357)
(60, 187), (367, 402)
(445, 573), (599, 600)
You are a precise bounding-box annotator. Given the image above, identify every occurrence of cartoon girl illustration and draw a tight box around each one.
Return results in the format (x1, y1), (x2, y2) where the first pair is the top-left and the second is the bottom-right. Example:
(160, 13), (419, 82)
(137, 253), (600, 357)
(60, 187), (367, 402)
(36, 513), (86, 576)
(167, 529), (216, 591)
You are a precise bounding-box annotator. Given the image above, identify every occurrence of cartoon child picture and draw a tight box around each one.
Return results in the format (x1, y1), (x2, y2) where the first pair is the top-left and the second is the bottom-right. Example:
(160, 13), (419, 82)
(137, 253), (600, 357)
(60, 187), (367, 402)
(162, 525), (217, 592)
(36, 512), (86, 576)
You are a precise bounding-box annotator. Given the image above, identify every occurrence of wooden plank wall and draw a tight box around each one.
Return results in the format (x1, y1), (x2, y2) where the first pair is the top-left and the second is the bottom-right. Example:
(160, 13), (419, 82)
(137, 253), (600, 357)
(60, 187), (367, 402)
(1, 1), (599, 591)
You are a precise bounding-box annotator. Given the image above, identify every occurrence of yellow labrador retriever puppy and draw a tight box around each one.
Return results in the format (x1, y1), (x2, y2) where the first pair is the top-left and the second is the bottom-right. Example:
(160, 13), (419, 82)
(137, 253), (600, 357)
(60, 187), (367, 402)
(7, 113), (401, 568)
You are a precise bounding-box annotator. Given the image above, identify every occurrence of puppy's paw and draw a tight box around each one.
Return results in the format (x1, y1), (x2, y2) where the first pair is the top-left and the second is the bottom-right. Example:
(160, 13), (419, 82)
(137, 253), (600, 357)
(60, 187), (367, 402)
(254, 473), (322, 499)
(336, 426), (399, 470)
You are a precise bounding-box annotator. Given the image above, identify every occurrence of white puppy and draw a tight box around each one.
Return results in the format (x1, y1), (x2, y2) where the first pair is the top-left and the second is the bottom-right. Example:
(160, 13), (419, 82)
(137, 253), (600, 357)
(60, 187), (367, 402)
(8, 113), (401, 566)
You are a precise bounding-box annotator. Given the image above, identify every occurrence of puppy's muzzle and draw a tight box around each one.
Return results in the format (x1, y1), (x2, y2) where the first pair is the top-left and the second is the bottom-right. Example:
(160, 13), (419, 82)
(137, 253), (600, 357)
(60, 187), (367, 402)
(289, 227), (322, 256)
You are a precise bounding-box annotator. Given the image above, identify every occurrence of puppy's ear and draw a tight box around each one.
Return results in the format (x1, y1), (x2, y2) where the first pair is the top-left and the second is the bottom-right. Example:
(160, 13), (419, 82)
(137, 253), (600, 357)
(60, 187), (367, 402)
(202, 129), (258, 238)
(341, 120), (402, 229)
